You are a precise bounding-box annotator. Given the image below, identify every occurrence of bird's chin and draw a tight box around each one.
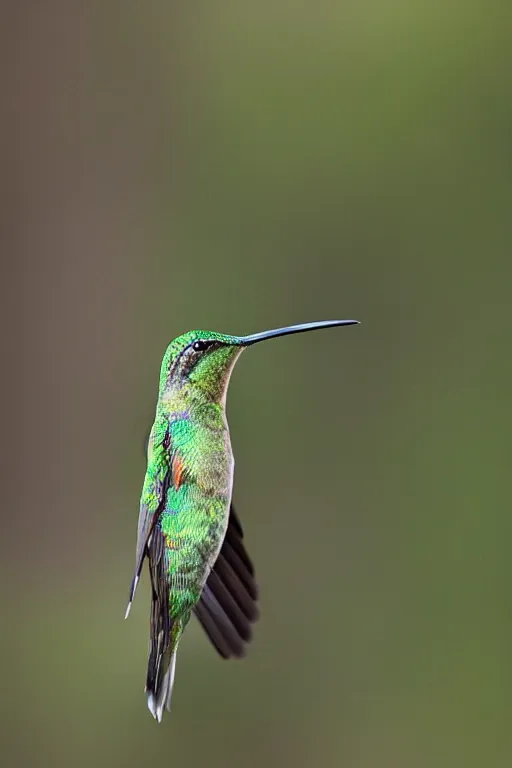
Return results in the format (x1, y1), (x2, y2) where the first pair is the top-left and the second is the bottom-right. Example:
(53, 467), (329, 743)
(218, 347), (245, 407)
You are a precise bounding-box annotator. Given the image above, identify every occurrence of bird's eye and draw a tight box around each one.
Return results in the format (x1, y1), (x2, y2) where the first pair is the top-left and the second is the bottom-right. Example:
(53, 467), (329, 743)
(193, 340), (208, 352)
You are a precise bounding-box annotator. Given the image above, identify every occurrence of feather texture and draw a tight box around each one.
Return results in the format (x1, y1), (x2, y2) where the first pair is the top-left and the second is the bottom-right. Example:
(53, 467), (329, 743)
(194, 506), (259, 658)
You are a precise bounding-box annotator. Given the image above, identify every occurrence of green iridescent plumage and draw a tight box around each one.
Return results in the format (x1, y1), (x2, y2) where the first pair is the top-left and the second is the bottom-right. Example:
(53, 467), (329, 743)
(126, 321), (359, 721)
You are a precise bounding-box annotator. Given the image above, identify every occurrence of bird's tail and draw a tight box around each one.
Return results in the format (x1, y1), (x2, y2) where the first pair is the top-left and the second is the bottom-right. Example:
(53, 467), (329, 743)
(146, 645), (176, 722)
(145, 591), (181, 722)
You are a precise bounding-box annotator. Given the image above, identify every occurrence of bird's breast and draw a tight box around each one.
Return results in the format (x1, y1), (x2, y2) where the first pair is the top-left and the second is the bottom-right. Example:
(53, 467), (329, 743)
(170, 412), (234, 500)
(194, 427), (234, 498)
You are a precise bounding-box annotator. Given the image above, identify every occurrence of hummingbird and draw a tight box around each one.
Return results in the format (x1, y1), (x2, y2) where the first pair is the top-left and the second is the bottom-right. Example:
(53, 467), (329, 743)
(126, 319), (359, 721)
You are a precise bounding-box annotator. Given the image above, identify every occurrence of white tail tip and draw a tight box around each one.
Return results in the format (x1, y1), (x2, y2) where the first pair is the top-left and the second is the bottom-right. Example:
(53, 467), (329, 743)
(147, 693), (162, 722)
(146, 651), (176, 723)
(124, 575), (139, 619)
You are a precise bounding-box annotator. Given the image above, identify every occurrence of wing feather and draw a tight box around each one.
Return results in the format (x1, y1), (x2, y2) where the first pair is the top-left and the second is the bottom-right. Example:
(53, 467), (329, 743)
(125, 416), (170, 618)
(194, 504), (259, 658)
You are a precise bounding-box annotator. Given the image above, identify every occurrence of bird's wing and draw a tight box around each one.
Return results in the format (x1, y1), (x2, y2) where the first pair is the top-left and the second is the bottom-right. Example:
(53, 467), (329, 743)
(125, 415), (171, 618)
(194, 504), (259, 658)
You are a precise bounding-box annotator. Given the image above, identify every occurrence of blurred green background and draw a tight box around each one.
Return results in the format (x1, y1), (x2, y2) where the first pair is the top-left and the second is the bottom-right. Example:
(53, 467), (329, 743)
(2, 2), (512, 767)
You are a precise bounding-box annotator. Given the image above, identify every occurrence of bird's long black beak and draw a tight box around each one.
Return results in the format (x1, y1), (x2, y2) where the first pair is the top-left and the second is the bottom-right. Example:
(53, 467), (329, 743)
(238, 319), (360, 346)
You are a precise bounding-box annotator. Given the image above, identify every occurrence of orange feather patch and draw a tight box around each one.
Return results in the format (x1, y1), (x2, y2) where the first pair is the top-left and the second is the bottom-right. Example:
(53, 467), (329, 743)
(172, 455), (185, 490)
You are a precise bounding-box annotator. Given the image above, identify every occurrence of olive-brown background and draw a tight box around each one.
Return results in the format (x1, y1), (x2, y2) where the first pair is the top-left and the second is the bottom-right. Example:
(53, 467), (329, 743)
(2, 3), (511, 767)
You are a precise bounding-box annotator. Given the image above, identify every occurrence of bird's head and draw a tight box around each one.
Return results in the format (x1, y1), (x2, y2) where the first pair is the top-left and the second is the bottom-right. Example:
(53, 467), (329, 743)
(158, 320), (360, 405)
(158, 329), (244, 405)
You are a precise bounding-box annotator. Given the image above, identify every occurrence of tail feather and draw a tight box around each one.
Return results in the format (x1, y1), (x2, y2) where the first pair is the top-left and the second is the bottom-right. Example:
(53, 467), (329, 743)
(165, 652), (176, 712)
(145, 567), (180, 722)
(145, 623), (178, 722)
(147, 649), (176, 722)
(144, 523), (179, 723)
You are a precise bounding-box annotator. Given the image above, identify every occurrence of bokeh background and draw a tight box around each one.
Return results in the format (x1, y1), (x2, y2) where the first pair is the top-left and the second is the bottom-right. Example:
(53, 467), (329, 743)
(2, 2), (512, 767)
